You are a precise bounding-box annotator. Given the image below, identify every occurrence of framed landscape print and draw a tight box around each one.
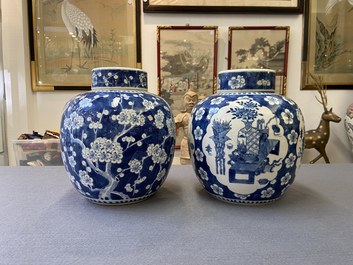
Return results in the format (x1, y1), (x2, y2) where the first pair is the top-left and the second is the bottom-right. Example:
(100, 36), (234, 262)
(157, 26), (218, 113)
(157, 26), (218, 147)
(301, 0), (353, 89)
(143, 0), (303, 13)
(29, 0), (141, 91)
(228, 26), (290, 95)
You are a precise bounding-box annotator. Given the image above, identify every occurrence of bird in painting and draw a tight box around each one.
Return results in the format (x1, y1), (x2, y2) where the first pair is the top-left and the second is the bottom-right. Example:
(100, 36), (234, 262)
(61, 0), (98, 71)
(325, 0), (353, 13)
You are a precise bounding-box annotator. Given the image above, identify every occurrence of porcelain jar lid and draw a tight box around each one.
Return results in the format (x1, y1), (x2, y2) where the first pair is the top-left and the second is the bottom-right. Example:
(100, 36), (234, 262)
(218, 69), (276, 92)
(91, 67), (148, 90)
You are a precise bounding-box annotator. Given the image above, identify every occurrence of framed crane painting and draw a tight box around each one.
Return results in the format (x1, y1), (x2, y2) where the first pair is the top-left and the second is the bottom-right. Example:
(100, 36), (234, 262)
(28, 0), (141, 91)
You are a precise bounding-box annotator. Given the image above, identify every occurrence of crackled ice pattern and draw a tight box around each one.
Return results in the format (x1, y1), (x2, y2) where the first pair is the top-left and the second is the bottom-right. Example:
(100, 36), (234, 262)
(60, 90), (176, 204)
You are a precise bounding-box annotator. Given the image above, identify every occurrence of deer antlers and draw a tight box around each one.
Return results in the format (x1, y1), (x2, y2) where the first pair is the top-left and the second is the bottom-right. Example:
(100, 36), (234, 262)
(304, 73), (341, 164)
(310, 73), (328, 112)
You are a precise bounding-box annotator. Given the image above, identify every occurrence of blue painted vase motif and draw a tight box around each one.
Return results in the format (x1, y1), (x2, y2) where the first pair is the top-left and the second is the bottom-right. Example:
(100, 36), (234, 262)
(188, 69), (305, 204)
(345, 103), (353, 153)
(60, 67), (176, 204)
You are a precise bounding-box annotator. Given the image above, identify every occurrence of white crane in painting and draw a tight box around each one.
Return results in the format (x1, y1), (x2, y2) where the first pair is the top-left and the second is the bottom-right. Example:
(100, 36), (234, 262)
(326, 0), (353, 13)
(61, 0), (98, 71)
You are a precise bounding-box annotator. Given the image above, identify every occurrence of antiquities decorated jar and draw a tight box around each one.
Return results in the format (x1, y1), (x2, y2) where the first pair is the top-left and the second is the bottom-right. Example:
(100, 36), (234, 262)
(188, 69), (305, 204)
(344, 103), (353, 152)
(60, 67), (176, 204)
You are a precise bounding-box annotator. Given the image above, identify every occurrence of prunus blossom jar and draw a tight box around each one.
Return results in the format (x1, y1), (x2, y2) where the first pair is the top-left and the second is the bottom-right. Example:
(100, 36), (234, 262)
(60, 67), (176, 204)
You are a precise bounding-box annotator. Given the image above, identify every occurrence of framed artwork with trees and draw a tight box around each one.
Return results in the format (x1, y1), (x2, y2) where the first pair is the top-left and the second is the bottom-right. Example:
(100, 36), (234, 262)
(157, 25), (218, 115)
(228, 26), (290, 95)
(157, 25), (218, 148)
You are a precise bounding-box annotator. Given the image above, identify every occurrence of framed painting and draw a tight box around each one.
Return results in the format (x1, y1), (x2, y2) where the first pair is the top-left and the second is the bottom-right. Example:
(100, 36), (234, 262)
(157, 25), (218, 147)
(28, 0), (141, 91)
(143, 0), (303, 13)
(302, 0), (353, 89)
(228, 26), (290, 95)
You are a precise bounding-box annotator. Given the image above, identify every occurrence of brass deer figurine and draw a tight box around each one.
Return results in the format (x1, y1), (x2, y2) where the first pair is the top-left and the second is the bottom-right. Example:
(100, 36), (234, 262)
(304, 75), (341, 164)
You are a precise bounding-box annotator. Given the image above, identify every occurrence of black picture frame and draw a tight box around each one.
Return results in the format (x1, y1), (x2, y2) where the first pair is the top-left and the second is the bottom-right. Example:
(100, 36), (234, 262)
(143, 0), (304, 14)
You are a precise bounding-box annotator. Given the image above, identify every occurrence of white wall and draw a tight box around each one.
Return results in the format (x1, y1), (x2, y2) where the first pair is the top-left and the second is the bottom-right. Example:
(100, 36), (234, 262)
(2, 0), (353, 165)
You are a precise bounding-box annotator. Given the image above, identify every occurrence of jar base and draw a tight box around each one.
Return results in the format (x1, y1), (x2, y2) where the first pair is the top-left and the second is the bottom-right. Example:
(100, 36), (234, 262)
(209, 192), (282, 205)
(84, 193), (154, 205)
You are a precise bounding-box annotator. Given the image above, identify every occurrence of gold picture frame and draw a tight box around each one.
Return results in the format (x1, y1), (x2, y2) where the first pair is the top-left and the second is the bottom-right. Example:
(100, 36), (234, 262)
(29, 0), (141, 91)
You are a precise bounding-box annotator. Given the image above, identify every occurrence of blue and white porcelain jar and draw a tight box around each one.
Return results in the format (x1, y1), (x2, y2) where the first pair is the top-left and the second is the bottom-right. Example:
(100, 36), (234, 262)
(188, 69), (305, 204)
(345, 103), (353, 153)
(60, 67), (176, 204)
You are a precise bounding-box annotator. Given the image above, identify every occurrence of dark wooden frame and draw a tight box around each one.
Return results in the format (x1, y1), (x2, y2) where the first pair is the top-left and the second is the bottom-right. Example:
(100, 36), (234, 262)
(143, 0), (304, 13)
(228, 26), (290, 95)
(28, 0), (142, 91)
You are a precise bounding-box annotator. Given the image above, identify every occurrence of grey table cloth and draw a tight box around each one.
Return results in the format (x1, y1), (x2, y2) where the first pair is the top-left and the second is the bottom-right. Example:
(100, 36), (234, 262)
(1, 164), (353, 265)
